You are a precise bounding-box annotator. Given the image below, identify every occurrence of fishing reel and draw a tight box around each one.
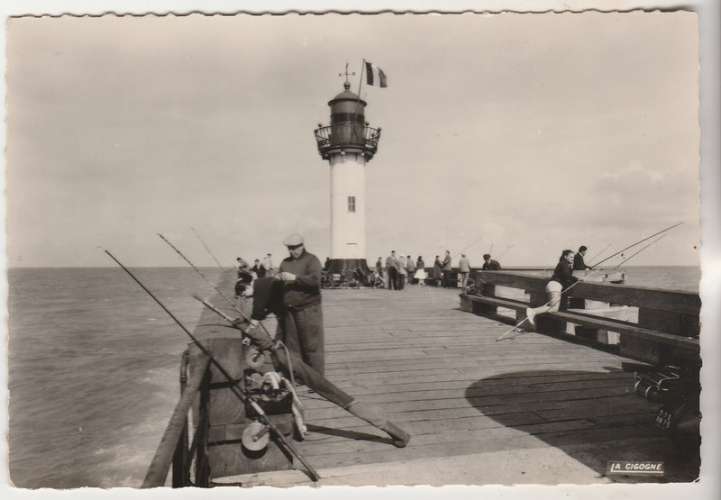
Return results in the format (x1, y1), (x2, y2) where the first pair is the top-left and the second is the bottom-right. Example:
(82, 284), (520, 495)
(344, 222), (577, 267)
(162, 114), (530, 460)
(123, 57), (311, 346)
(634, 364), (701, 454)
(633, 365), (681, 403)
(241, 421), (271, 452)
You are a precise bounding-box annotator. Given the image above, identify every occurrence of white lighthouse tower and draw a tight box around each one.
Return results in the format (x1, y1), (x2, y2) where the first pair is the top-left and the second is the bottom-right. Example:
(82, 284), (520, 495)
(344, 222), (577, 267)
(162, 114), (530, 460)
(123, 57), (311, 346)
(314, 78), (381, 275)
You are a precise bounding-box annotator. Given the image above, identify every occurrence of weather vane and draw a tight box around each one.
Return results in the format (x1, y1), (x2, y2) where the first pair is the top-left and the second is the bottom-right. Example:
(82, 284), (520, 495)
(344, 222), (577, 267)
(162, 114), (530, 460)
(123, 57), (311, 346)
(338, 62), (356, 84)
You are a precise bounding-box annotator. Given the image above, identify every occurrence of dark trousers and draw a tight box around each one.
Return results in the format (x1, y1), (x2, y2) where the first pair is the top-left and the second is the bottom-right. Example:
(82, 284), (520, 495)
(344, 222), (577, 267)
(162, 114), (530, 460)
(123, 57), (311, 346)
(278, 303), (325, 376)
(387, 268), (398, 290)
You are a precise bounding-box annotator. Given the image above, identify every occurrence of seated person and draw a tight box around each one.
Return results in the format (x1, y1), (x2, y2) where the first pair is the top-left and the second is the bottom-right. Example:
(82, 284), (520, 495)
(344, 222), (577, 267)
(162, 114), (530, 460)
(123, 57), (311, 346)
(526, 249), (582, 326)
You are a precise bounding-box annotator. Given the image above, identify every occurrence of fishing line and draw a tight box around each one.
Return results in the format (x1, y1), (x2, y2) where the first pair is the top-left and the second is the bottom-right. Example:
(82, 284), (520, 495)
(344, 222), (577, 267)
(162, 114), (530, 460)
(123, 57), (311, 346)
(586, 243), (612, 264)
(190, 226), (226, 273)
(158, 233), (244, 315)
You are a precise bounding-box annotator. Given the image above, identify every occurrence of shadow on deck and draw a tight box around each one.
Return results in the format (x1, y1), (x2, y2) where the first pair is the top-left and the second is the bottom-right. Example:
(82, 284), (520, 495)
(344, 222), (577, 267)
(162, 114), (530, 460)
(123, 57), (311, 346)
(466, 368), (700, 483)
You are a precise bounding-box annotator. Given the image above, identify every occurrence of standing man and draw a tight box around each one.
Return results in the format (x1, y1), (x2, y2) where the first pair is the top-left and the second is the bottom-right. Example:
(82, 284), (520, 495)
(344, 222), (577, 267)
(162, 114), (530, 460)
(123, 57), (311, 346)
(276, 233), (325, 375)
(406, 255), (416, 285)
(458, 253), (471, 290)
(574, 245), (592, 271)
(386, 251), (399, 290)
(441, 250), (452, 288)
(398, 254), (408, 290)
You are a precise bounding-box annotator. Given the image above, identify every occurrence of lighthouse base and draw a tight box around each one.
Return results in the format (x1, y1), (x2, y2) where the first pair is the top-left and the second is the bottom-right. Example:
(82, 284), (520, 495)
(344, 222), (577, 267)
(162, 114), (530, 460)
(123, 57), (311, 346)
(325, 259), (370, 283)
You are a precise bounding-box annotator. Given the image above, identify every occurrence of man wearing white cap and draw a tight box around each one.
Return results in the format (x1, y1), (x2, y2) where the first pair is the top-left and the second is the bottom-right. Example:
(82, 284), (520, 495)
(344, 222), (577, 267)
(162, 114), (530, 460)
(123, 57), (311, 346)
(276, 233), (325, 375)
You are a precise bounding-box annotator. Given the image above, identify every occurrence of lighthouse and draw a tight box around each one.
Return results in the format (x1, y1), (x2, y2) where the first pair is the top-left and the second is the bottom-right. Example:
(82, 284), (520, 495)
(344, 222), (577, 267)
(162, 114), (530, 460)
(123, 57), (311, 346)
(314, 79), (381, 275)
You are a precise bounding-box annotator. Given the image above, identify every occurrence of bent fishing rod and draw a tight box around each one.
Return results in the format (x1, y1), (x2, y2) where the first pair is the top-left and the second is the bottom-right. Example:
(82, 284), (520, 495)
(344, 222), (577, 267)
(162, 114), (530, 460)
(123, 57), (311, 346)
(588, 222), (682, 269)
(611, 233), (668, 270)
(190, 226), (226, 273)
(103, 249), (320, 482)
(496, 225), (680, 342)
(158, 233), (242, 315)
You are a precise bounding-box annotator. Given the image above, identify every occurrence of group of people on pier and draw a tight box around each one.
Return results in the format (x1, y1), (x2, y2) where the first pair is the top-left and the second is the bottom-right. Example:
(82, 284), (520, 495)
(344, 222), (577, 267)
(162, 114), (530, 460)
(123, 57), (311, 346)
(373, 250), (502, 290)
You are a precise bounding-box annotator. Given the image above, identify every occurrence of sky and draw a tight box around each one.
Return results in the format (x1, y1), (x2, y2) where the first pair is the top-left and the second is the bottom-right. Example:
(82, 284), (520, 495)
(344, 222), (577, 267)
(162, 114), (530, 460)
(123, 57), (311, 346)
(5, 11), (700, 267)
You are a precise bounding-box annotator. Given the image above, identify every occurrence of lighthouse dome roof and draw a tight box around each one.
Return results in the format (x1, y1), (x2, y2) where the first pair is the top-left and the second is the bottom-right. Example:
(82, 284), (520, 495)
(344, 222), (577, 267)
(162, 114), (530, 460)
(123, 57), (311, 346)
(329, 81), (366, 106)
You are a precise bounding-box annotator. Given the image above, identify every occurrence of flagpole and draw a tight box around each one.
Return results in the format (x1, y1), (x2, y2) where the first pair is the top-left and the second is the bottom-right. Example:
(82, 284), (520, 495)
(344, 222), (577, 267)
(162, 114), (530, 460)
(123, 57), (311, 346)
(357, 58), (365, 97)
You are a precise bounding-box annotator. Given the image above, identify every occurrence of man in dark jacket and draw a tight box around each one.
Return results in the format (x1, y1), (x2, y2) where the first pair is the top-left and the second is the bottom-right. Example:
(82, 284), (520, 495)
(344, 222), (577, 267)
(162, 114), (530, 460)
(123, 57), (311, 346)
(573, 245), (592, 270)
(482, 253), (502, 270)
(273, 233), (326, 375)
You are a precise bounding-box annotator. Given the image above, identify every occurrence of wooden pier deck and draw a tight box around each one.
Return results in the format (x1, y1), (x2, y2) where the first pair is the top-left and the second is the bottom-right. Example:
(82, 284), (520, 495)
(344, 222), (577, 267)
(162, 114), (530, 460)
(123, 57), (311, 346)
(210, 284), (698, 486)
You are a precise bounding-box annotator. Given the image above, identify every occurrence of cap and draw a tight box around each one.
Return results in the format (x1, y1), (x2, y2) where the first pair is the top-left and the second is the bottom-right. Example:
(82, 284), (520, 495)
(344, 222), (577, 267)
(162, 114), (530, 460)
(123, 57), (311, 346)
(283, 233), (305, 247)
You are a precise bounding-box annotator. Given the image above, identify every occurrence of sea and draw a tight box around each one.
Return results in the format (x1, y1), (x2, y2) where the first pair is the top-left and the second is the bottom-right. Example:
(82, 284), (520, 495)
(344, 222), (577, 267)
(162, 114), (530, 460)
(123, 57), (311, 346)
(6, 266), (701, 488)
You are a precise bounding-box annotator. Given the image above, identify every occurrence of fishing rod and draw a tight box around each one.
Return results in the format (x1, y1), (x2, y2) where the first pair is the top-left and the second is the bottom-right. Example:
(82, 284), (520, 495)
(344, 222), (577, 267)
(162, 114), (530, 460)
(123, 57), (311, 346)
(588, 222), (682, 269)
(586, 243), (612, 264)
(496, 244), (514, 260)
(103, 249), (320, 482)
(157, 233), (241, 314)
(495, 226), (679, 342)
(192, 291), (274, 345)
(160, 233), (278, 348)
(611, 233), (668, 270)
(461, 235), (484, 253)
(190, 226), (226, 273)
(164, 232), (276, 340)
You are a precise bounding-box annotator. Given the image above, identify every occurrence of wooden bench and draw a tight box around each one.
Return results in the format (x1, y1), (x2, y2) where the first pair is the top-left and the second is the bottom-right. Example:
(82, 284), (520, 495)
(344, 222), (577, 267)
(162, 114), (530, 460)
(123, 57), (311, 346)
(461, 271), (701, 366)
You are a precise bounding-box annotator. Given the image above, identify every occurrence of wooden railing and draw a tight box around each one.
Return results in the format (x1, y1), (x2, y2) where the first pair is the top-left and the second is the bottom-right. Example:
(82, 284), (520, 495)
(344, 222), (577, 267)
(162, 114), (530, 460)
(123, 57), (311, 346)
(142, 351), (210, 488)
(460, 271), (700, 366)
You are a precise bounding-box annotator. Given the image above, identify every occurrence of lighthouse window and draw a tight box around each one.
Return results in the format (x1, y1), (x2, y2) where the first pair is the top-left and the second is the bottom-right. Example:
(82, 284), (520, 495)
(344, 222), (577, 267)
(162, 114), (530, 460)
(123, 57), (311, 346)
(347, 196), (356, 213)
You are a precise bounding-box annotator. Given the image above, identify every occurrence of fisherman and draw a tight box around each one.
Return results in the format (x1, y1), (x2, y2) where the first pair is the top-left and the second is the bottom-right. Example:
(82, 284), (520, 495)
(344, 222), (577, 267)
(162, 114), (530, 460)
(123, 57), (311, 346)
(525, 249), (582, 326)
(271, 233), (326, 375)
(573, 245), (592, 271)
(232, 273), (411, 448)
(481, 253), (501, 270)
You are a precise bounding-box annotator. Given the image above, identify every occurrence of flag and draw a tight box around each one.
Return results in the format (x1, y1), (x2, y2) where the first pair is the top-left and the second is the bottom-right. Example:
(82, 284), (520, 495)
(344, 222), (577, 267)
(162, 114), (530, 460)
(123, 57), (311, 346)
(365, 61), (388, 88)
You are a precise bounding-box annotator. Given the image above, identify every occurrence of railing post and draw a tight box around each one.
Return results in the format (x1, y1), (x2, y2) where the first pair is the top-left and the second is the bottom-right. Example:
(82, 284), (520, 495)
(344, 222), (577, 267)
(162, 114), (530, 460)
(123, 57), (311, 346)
(195, 368), (211, 487)
(469, 272), (496, 315)
(621, 308), (676, 364)
(172, 351), (190, 487)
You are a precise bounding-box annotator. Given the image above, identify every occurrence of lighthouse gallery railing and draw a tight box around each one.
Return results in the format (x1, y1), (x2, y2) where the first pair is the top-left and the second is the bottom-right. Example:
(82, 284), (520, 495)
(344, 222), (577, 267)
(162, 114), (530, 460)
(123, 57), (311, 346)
(314, 124), (381, 160)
